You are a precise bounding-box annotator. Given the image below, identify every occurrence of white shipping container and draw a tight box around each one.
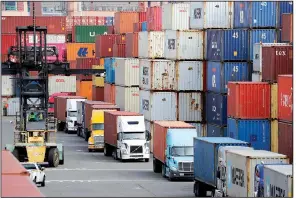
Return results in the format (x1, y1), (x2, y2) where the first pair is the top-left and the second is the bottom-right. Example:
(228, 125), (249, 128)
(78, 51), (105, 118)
(178, 92), (203, 122)
(225, 150), (289, 197)
(115, 86), (140, 113)
(114, 58), (140, 87)
(164, 30), (204, 60)
(28, 34), (66, 44)
(176, 61), (204, 91)
(253, 43), (291, 72)
(144, 120), (154, 152)
(140, 59), (176, 91)
(252, 72), (262, 82)
(48, 76), (76, 95)
(76, 101), (84, 125)
(138, 31), (165, 59)
(162, 3), (190, 30)
(189, 2), (234, 29)
(2, 75), (16, 96)
(140, 90), (177, 121)
(263, 164), (293, 197)
(7, 98), (20, 116)
(187, 122), (207, 137)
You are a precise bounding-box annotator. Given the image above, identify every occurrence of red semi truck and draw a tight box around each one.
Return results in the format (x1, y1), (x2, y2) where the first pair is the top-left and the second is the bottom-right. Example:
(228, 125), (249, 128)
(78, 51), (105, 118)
(48, 92), (75, 117)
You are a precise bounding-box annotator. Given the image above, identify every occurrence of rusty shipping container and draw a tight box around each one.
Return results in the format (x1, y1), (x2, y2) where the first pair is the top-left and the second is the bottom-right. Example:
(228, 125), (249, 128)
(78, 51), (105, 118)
(76, 58), (100, 81)
(262, 45), (293, 82)
(69, 60), (77, 69)
(114, 12), (139, 34)
(153, 121), (195, 163)
(281, 14), (293, 43)
(113, 44), (126, 57)
(125, 33), (139, 58)
(278, 75), (293, 122)
(107, 26), (115, 34)
(104, 111), (142, 147)
(115, 34), (126, 44)
(92, 86), (104, 101)
(146, 6), (162, 31)
(66, 43), (95, 61)
(76, 80), (93, 100)
(95, 34), (117, 58)
(278, 122), (293, 163)
(139, 11), (147, 22)
(104, 83), (116, 104)
(1, 34), (16, 55)
(228, 82), (271, 119)
(2, 16), (33, 34)
(54, 96), (86, 121)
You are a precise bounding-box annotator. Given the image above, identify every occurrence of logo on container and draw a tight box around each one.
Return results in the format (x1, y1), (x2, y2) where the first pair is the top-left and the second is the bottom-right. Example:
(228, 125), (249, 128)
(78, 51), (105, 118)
(78, 48), (88, 57)
(275, 51), (286, 56)
(56, 79), (65, 82)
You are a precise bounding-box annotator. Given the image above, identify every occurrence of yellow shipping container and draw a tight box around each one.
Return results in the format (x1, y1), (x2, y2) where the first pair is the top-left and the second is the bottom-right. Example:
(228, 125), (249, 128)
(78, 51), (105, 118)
(66, 43), (95, 61)
(271, 119), (278, 153)
(271, 83), (278, 119)
(92, 65), (104, 87)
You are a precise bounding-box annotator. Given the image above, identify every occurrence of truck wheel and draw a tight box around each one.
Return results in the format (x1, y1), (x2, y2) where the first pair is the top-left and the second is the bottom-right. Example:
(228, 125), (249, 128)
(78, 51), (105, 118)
(161, 165), (166, 178)
(48, 148), (59, 167)
(104, 145), (111, 156)
(153, 159), (161, 173)
(194, 181), (206, 197)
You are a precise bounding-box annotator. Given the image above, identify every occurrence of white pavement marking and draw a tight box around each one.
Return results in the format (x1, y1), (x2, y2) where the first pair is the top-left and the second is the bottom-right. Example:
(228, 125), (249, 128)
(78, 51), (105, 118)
(46, 179), (160, 183)
(46, 168), (152, 171)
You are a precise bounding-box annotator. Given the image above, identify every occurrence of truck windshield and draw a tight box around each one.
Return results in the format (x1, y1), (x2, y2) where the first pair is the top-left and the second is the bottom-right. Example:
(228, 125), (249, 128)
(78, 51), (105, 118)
(171, 147), (194, 156)
(68, 111), (77, 117)
(93, 123), (104, 130)
(123, 132), (145, 140)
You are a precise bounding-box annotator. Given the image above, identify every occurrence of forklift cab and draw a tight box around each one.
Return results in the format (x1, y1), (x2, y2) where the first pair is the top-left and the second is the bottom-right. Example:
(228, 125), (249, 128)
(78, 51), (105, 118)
(26, 110), (46, 131)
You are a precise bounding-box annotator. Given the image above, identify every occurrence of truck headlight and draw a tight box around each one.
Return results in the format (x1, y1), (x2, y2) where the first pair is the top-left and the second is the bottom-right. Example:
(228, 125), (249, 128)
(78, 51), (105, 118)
(171, 166), (178, 172)
(121, 148), (128, 154)
(145, 147), (150, 154)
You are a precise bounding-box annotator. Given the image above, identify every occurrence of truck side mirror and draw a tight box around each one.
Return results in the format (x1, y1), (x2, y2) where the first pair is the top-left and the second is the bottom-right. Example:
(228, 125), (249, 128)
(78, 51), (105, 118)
(146, 130), (151, 141)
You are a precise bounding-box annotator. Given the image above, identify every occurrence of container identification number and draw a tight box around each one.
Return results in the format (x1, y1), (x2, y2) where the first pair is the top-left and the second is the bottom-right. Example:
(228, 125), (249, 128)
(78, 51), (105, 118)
(231, 166), (245, 187)
(232, 32), (239, 39)
(233, 66), (239, 72)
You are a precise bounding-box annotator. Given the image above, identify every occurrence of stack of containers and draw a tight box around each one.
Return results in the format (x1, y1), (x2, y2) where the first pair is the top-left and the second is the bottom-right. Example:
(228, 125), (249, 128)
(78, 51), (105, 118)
(92, 60), (105, 101)
(103, 57), (116, 104)
(227, 82), (272, 151)
(278, 2), (293, 43)
(277, 75), (293, 163)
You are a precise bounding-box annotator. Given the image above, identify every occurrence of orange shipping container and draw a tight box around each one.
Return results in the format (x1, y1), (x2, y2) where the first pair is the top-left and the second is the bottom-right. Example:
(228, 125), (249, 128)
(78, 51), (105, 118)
(76, 80), (93, 100)
(114, 12), (139, 34)
(66, 43), (95, 61)
(104, 83), (116, 104)
(100, 58), (105, 65)
(153, 121), (195, 163)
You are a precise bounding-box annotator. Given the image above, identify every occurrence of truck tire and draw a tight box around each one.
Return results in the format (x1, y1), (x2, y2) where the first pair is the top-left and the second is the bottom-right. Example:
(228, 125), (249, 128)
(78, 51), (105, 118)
(161, 165), (166, 178)
(104, 145), (111, 156)
(48, 148), (59, 167)
(194, 181), (206, 197)
(153, 159), (161, 173)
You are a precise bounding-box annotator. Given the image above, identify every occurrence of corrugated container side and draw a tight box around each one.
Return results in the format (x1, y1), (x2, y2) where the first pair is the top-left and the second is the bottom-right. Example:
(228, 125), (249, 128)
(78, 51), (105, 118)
(227, 118), (271, 150)
(95, 34), (117, 58)
(207, 62), (250, 93)
(107, 26), (114, 34)
(206, 124), (227, 137)
(278, 75), (293, 122)
(250, 29), (277, 61)
(227, 82), (271, 119)
(281, 14), (293, 43)
(250, 2), (277, 28)
(271, 120), (279, 153)
(48, 76), (76, 96)
(114, 58), (139, 87)
(73, 26), (108, 43)
(278, 122), (293, 164)
(189, 2), (204, 29)
(54, 96), (85, 121)
(104, 58), (115, 84)
(279, 2), (293, 24)
(112, 43), (126, 57)
(206, 2), (234, 29)
(139, 90), (177, 121)
(176, 61), (204, 91)
(2, 75), (16, 96)
(92, 86), (104, 101)
(178, 92), (203, 122)
(162, 3), (190, 30)
(133, 22), (141, 32)
(76, 58), (100, 69)
(138, 31), (149, 58)
(164, 30), (204, 60)
(271, 83), (278, 119)
(7, 98), (20, 116)
(115, 86), (140, 113)
(139, 59), (176, 91)
(206, 92), (227, 126)
(139, 11), (147, 22)
(262, 45), (293, 82)
(76, 80), (92, 100)
(147, 6), (162, 31)
(114, 12), (139, 34)
(1, 34), (17, 55)
(66, 43), (95, 61)
(104, 83), (116, 104)
(69, 61), (77, 69)
(148, 31), (165, 58)
(187, 122), (207, 137)
(233, 2), (250, 28)
(105, 17), (114, 26)
(92, 65), (105, 87)
(142, 22), (147, 31)
(115, 34), (126, 44)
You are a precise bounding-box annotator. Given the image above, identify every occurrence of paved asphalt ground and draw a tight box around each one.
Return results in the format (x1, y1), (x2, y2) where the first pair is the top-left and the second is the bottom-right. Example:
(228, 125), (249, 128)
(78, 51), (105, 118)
(2, 116), (194, 197)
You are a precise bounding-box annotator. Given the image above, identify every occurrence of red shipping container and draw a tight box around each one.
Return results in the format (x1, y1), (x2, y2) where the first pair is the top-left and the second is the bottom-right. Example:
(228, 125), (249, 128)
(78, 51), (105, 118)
(147, 6), (162, 31)
(1, 34), (16, 55)
(107, 26), (115, 34)
(97, 17), (105, 25)
(2, 150), (29, 176)
(125, 33), (139, 57)
(2, 17), (33, 34)
(104, 111), (142, 147)
(92, 86), (105, 101)
(95, 34), (117, 58)
(69, 60), (77, 69)
(114, 12), (139, 34)
(278, 75), (293, 122)
(278, 122), (293, 163)
(115, 34), (126, 44)
(54, 96), (86, 121)
(262, 45), (293, 82)
(139, 11), (147, 22)
(227, 82), (271, 119)
(76, 58), (100, 81)
(153, 121), (195, 163)
(281, 14), (293, 43)
(35, 17), (66, 34)
(133, 22), (141, 32)
(104, 83), (116, 104)
(88, 16), (97, 25)
(113, 44), (126, 57)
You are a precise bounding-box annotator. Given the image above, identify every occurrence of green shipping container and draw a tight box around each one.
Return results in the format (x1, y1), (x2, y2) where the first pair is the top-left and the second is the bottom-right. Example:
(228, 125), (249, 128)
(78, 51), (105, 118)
(74, 26), (108, 43)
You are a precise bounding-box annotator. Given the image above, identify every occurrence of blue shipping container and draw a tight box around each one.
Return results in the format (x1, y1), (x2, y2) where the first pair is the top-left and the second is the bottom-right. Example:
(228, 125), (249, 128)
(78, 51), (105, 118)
(279, 1), (293, 27)
(142, 21), (147, 31)
(250, 2), (277, 28)
(104, 58), (115, 84)
(206, 29), (249, 61)
(105, 17), (114, 26)
(207, 62), (250, 93)
(233, 2), (250, 28)
(193, 137), (250, 187)
(227, 118), (271, 151)
(206, 92), (227, 126)
(250, 29), (277, 61)
(206, 124), (227, 137)
(15, 85), (20, 97)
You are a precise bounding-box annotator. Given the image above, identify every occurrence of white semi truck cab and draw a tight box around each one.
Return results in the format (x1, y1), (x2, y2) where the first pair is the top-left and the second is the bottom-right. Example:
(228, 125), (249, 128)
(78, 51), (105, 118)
(66, 99), (86, 132)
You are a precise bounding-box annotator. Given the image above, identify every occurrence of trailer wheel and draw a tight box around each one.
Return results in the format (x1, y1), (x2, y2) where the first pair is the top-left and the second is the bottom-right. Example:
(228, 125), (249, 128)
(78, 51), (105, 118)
(161, 165), (166, 178)
(153, 159), (161, 173)
(194, 181), (206, 197)
(48, 148), (59, 167)
(104, 145), (111, 156)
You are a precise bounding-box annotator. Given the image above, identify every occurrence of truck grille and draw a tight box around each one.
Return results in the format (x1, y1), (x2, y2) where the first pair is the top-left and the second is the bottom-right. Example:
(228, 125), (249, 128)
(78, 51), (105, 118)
(94, 136), (104, 145)
(178, 162), (193, 172)
(130, 146), (143, 154)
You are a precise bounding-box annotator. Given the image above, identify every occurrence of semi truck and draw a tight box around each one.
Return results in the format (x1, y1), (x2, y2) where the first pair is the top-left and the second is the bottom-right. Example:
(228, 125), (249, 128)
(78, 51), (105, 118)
(48, 92), (74, 117)
(88, 105), (120, 152)
(152, 121), (197, 181)
(104, 111), (151, 162)
(54, 96), (86, 132)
